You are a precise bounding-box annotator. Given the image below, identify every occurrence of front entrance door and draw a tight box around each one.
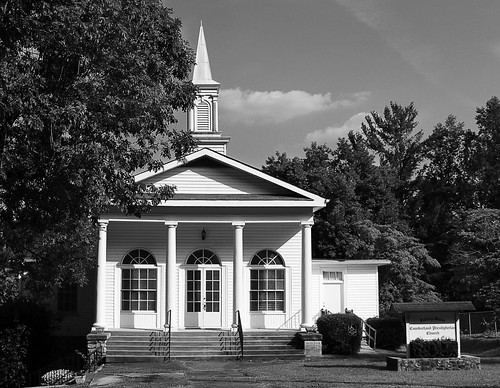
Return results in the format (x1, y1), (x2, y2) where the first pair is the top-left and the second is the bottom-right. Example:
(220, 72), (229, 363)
(185, 267), (222, 328)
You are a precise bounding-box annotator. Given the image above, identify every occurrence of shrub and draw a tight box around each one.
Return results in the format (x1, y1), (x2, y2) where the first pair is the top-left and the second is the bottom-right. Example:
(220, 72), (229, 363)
(366, 317), (405, 350)
(409, 338), (458, 358)
(0, 325), (29, 388)
(316, 313), (362, 355)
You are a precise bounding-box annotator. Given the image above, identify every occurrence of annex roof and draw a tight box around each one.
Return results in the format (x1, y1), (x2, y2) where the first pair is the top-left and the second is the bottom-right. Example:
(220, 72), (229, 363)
(134, 148), (327, 211)
(391, 301), (476, 313)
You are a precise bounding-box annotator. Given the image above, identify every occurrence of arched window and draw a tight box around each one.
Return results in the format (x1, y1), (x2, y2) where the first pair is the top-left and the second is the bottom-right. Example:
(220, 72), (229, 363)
(121, 249), (157, 312)
(186, 249), (221, 265)
(250, 250), (285, 312)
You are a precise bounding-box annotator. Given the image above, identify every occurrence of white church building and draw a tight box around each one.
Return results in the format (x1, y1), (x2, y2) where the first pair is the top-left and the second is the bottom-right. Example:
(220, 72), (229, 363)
(90, 25), (387, 333)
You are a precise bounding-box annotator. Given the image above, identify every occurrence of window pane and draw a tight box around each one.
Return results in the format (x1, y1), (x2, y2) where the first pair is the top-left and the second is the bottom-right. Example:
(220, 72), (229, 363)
(131, 301), (138, 310)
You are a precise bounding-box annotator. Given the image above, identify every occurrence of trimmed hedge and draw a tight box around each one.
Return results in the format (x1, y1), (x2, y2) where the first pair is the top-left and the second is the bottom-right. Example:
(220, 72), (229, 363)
(316, 313), (362, 355)
(365, 317), (405, 350)
(409, 338), (458, 358)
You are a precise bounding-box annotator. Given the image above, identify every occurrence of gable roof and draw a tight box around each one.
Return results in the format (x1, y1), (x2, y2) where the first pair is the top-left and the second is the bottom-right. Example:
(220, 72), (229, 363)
(135, 148), (327, 211)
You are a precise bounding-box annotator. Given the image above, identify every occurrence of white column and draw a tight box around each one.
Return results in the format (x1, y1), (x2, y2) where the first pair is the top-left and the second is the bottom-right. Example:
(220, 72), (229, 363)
(301, 221), (313, 327)
(232, 222), (245, 325)
(93, 220), (108, 331)
(165, 222), (178, 327)
(187, 107), (194, 132)
(212, 95), (219, 132)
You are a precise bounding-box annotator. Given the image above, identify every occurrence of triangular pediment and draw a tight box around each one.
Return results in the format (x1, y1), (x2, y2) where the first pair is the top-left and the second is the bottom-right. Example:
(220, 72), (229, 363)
(134, 149), (326, 209)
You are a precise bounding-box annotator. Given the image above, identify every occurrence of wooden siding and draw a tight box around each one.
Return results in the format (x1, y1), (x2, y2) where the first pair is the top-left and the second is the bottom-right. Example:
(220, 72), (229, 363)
(104, 221), (302, 329)
(312, 262), (381, 322)
(140, 164), (293, 196)
(344, 265), (379, 320)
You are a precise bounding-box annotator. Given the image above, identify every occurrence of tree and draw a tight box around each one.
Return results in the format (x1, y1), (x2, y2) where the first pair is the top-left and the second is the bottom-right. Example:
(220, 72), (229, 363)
(475, 96), (500, 208)
(0, 0), (197, 301)
(350, 220), (440, 315)
(413, 115), (477, 239)
(361, 102), (424, 183)
(448, 209), (500, 312)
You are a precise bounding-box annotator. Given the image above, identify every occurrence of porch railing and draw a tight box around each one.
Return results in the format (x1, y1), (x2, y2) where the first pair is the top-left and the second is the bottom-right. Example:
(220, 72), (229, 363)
(277, 309), (302, 330)
(150, 309), (171, 361)
(357, 315), (377, 350)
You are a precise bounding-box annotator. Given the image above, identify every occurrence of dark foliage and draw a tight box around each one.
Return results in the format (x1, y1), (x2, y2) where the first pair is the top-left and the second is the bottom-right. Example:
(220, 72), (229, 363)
(409, 338), (458, 358)
(366, 317), (405, 350)
(316, 313), (362, 355)
(0, 325), (29, 388)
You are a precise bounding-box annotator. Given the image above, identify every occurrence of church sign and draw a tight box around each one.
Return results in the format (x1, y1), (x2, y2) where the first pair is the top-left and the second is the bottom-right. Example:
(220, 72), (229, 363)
(407, 311), (457, 341)
(391, 302), (475, 358)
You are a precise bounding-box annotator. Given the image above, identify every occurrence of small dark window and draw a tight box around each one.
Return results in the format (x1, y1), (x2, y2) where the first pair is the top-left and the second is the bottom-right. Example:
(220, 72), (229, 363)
(57, 283), (78, 312)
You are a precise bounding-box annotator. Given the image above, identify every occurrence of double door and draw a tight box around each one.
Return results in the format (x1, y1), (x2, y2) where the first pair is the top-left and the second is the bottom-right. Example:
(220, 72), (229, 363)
(185, 267), (222, 328)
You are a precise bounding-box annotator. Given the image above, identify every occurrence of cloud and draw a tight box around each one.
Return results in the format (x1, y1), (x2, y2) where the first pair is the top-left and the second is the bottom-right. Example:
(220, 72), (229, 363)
(492, 43), (500, 61)
(305, 112), (368, 145)
(335, 0), (443, 84)
(220, 88), (370, 125)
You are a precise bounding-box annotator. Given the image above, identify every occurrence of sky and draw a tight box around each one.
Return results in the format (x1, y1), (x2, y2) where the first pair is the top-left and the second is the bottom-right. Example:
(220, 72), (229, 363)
(166, 0), (500, 168)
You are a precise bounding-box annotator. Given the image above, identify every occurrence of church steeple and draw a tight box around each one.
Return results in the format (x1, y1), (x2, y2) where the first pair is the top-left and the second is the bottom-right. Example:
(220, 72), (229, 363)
(192, 22), (217, 85)
(188, 22), (230, 154)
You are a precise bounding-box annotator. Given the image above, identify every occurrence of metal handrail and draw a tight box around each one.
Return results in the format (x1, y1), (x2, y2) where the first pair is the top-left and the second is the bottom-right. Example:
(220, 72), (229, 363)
(236, 310), (244, 360)
(150, 310), (171, 361)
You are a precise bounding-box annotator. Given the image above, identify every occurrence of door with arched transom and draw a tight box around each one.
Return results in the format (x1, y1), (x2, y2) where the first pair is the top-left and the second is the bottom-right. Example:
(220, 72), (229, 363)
(185, 249), (222, 328)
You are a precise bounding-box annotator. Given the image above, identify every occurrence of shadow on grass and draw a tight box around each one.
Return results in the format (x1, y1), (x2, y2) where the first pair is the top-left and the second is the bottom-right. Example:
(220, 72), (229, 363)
(305, 363), (387, 371)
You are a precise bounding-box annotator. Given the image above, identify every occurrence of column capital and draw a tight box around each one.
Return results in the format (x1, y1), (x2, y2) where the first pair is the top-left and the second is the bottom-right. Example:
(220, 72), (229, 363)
(165, 221), (178, 228)
(300, 221), (314, 228)
(232, 221), (245, 228)
(97, 219), (109, 231)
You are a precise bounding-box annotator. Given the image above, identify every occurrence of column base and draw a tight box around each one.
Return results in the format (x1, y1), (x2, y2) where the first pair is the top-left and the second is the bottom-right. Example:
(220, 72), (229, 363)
(92, 323), (106, 333)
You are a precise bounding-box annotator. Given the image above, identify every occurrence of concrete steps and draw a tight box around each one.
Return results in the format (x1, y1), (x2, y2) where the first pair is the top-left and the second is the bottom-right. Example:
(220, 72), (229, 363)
(105, 329), (303, 362)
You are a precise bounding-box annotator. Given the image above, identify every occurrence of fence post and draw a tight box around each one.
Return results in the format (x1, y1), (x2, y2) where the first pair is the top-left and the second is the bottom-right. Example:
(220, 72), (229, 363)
(468, 313), (472, 338)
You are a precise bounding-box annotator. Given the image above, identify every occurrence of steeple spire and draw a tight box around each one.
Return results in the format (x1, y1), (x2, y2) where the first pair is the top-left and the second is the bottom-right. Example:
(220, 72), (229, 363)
(188, 23), (230, 154)
(192, 21), (218, 85)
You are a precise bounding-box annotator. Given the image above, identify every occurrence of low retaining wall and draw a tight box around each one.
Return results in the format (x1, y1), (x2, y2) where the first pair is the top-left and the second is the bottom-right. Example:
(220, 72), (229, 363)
(387, 355), (481, 371)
